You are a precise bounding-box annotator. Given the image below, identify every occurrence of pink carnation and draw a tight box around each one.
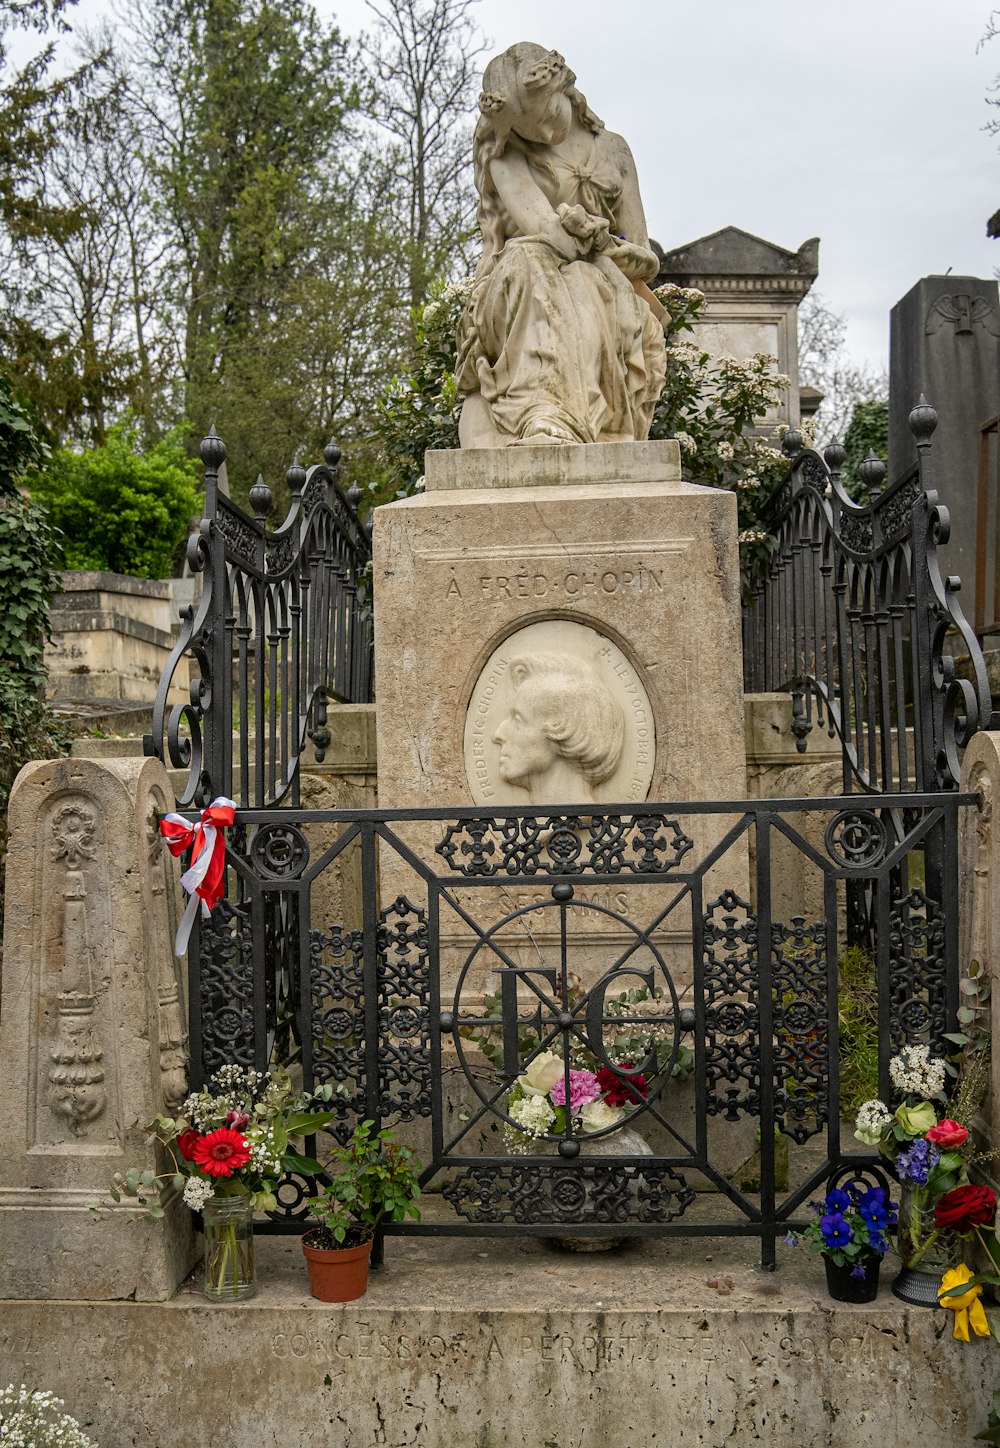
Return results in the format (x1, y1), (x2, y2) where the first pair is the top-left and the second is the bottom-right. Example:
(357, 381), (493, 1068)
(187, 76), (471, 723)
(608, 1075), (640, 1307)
(550, 1069), (602, 1110)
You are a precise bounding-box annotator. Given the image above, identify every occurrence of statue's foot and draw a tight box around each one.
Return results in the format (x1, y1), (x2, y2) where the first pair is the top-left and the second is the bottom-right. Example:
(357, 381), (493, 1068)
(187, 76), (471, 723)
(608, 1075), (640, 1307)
(519, 418), (575, 445)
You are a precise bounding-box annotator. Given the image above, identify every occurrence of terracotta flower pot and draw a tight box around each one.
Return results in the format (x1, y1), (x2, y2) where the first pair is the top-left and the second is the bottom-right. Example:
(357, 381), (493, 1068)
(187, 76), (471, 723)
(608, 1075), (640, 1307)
(301, 1231), (373, 1302)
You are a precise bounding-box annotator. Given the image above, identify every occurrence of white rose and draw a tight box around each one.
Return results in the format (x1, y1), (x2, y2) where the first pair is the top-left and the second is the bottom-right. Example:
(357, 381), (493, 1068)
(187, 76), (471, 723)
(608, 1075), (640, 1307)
(518, 1051), (563, 1097)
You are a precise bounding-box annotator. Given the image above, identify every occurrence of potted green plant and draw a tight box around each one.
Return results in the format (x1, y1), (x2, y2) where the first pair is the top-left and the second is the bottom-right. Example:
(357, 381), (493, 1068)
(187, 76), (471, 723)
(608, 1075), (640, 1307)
(302, 1120), (422, 1302)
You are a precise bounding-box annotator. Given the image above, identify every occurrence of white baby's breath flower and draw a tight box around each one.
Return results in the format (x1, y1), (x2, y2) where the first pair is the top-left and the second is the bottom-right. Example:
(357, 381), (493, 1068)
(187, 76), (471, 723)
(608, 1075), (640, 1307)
(182, 1176), (215, 1211)
(508, 1093), (556, 1137)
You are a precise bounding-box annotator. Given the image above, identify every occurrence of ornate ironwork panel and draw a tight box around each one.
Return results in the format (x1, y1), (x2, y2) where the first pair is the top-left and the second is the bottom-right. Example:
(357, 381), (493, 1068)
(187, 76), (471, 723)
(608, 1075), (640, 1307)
(144, 432), (373, 809)
(179, 793), (970, 1267)
(742, 403), (997, 795)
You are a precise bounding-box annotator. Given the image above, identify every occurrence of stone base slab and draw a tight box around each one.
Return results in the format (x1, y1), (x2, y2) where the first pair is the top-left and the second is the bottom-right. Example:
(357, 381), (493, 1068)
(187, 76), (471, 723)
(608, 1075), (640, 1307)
(425, 438), (681, 490)
(1, 1233), (995, 1447)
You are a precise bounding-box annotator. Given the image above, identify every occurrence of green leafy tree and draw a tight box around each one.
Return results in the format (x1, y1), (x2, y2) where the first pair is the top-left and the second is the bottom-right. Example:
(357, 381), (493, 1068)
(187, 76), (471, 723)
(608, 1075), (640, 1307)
(360, 0), (484, 314)
(116, 0), (404, 500)
(840, 398), (889, 501)
(29, 420), (201, 578)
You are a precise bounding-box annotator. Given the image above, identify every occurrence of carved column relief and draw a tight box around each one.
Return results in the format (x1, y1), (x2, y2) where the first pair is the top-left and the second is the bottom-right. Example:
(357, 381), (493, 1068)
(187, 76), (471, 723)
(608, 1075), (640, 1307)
(47, 802), (106, 1133)
(146, 801), (188, 1113)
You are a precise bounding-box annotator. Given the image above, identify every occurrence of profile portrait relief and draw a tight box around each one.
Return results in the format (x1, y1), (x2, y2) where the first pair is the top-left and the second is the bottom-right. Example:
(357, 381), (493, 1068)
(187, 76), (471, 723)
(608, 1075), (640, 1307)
(463, 620), (656, 807)
(493, 654), (624, 805)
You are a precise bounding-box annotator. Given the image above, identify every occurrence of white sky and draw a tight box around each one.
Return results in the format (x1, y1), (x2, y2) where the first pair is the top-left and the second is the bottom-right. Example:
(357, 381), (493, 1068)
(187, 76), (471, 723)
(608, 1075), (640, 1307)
(48, 0), (1000, 370)
(322, 0), (1000, 371)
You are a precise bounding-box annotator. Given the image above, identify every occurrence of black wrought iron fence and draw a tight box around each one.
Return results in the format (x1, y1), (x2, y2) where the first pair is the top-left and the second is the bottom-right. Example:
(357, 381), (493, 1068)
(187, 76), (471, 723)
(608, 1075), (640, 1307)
(144, 431), (373, 808)
(183, 793), (971, 1266)
(742, 398), (997, 794)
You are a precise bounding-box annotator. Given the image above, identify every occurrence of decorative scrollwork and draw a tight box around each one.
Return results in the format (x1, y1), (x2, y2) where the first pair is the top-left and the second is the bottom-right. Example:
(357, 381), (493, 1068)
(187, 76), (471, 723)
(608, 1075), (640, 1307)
(772, 917), (828, 1144)
(888, 888), (946, 1053)
(435, 812), (694, 877)
(442, 1161), (694, 1226)
(799, 454), (829, 495)
(216, 502), (260, 571)
(198, 895), (256, 1077)
(825, 810), (887, 869)
(311, 922), (366, 1138)
(876, 476), (921, 543)
(144, 434), (372, 811)
(839, 512), (874, 554)
(703, 890), (760, 1121)
(377, 896), (432, 1122)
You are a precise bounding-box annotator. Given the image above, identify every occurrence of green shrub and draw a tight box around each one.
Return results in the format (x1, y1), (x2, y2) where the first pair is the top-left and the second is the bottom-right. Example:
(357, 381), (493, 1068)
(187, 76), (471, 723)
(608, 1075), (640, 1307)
(29, 420), (201, 579)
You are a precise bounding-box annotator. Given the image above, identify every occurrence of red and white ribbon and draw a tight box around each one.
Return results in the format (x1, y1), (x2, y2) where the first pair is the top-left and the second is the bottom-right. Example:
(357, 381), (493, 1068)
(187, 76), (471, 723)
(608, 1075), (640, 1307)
(159, 797), (237, 956)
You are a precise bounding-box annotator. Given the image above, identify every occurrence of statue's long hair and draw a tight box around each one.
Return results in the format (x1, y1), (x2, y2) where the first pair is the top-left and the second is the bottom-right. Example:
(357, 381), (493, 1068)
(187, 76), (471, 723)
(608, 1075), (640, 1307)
(472, 44), (604, 278)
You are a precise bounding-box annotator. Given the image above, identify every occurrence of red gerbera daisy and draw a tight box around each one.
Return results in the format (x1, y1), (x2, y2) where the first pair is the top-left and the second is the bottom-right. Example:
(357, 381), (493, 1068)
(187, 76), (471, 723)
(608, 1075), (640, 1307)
(190, 1127), (251, 1178)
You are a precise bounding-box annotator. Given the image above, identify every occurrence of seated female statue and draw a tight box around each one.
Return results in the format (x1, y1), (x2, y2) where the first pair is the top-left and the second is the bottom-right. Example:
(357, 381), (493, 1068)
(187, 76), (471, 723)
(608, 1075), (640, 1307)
(457, 43), (666, 448)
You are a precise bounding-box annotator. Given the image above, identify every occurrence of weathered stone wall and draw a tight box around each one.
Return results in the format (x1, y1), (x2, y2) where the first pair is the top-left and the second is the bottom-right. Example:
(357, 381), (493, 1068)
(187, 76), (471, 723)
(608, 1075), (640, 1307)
(1, 1234), (997, 1448)
(960, 731), (1000, 1161)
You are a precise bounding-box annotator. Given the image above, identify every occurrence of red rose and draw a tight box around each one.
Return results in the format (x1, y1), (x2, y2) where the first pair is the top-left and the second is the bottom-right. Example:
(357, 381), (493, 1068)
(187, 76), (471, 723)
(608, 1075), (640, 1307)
(925, 1119), (969, 1149)
(190, 1127), (251, 1178)
(597, 1064), (649, 1108)
(176, 1129), (201, 1161)
(934, 1184), (997, 1234)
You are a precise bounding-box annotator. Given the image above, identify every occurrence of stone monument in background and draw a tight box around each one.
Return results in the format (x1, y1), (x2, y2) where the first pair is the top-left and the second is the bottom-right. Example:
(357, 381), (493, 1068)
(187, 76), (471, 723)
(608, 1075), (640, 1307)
(889, 275), (1000, 621)
(654, 227), (820, 430)
(373, 44), (748, 988)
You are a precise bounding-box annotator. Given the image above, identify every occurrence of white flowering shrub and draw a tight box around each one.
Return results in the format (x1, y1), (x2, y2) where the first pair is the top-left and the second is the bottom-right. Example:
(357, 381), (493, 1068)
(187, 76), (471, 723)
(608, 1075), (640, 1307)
(888, 1045), (947, 1100)
(648, 284), (791, 582)
(0, 1385), (98, 1447)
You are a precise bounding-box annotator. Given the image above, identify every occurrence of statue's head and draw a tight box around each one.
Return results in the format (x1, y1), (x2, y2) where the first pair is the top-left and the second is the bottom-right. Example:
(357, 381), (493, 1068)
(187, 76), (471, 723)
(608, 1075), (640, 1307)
(475, 43), (602, 154)
(492, 652), (625, 799)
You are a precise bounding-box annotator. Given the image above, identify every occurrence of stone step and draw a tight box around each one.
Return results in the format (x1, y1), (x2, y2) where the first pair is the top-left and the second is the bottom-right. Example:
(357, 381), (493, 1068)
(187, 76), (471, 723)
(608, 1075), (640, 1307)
(0, 1230), (991, 1447)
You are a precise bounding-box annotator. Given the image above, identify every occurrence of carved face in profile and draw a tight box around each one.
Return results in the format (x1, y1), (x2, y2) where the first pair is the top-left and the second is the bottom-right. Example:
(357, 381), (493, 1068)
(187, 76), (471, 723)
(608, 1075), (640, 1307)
(492, 653), (625, 805)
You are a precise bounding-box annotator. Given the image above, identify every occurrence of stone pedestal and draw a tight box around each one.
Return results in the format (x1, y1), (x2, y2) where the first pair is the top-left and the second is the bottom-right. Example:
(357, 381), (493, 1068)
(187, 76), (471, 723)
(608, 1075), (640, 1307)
(0, 755), (196, 1300)
(372, 441), (748, 993)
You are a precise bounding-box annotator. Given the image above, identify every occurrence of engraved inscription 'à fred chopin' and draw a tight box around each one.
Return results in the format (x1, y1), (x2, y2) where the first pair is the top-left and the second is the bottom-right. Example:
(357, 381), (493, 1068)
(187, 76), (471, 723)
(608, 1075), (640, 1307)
(464, 620), (655, 806)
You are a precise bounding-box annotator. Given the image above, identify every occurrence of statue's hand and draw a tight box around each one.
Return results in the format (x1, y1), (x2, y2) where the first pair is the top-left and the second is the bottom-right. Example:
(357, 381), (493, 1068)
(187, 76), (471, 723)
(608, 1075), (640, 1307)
(556, 203), (610, 248)
(605, 239), (659, 283)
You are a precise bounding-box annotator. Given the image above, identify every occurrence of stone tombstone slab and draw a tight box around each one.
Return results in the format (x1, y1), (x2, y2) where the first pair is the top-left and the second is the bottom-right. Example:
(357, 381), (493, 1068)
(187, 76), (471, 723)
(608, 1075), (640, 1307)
(372, 440), (748, 994)
(889, 275), (1000, 597)
(0, 754), (196, 1301)
(960, 731), (1000, 1165)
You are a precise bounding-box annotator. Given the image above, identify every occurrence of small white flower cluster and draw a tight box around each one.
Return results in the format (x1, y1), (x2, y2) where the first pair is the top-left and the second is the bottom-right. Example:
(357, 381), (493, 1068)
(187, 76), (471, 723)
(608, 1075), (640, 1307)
(735, 474), (761, 492)
(750, 440), (786, 466)
(182, 1176), (215, 1211)
(0, 1386), (98, 1448)
(716, 441), (734, 461)
(247, 1125), (281, 1177)
(653, 283), (705, 304)
(508, 1093), (555, 1138)
(889, 1045), (946, 1099)
(674, 430), (696, 455)
(854, 1098), (893, 1145)
(738, 528), (770, 545)
(666, 340), (702, 363)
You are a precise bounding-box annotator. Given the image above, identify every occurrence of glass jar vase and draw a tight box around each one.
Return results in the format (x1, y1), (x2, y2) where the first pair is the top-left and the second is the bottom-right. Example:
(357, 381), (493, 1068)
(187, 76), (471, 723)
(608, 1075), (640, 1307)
(892, 1182), (959, 1308)
(202, 1193), (256, 1303)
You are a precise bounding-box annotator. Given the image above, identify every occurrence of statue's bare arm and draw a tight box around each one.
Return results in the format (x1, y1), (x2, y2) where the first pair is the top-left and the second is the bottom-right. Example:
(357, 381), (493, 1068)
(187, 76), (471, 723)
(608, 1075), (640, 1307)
(489, 151), (586, 262)
(602, 133), (659, 283)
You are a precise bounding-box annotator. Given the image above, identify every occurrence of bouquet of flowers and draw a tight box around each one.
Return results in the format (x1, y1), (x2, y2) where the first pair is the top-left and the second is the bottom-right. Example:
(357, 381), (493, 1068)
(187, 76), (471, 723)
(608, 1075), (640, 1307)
(105, 1066), (337, 1299)
(854, 1044), (981, 1269)
(110, 1066), (337, 1216)
(504, 1049), (650, 1150)
(786, 1180), (897, 1278)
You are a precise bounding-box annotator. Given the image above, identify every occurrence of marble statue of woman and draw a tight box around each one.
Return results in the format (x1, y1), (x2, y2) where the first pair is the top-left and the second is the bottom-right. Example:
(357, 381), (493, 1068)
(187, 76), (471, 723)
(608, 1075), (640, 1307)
(456, 43), (667, 448)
